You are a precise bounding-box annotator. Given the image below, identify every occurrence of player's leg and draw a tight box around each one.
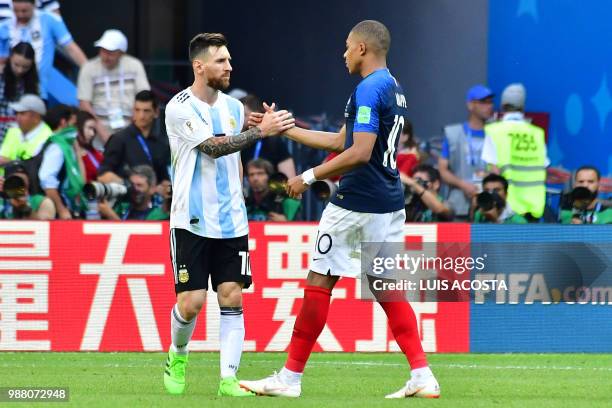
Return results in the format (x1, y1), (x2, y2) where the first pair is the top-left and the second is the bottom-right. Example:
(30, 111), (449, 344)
(374, 210), (439, 399)
(164, 228), (209, 395)
(211, 235), (254, 397)
(240, 271), (338, 397)
(241, 203), (358, 397)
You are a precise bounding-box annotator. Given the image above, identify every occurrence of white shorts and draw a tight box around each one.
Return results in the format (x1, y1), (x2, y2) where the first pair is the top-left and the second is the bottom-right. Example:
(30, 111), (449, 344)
(310, 202), (406, 278)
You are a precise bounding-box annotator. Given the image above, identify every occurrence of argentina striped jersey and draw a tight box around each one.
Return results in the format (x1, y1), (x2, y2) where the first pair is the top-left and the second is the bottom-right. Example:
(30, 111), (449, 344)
(165, 87), (248, 238)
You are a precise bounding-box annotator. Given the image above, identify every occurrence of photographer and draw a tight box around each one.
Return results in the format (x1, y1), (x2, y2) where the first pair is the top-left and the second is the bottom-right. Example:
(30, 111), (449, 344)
(404, 164), (453, 222)
(560, 166), (612, 224)
(473, 174), (527, 224)
(0, 163), (55, 220)
(245, 158), (300, 221)
(38, 105), (86, 219)
(97, 165), (169, 221)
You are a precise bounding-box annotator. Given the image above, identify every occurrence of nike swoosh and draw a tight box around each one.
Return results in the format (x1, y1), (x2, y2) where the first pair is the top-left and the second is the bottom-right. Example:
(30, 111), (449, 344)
(263, 384), (288, 393)
(313, 258), (323, 261)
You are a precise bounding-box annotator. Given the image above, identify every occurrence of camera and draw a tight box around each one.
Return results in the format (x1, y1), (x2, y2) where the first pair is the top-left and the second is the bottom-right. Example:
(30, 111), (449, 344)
(568, 186), (595, 210)
(3, 172), (28, 199)
(83, 182), (128, 200)
(312, 179), (338, 201)
(476, 190), (505, 212)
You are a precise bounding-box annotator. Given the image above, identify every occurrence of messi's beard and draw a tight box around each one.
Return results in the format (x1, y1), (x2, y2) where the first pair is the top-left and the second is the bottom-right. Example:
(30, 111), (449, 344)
(207, 76), (230, 91)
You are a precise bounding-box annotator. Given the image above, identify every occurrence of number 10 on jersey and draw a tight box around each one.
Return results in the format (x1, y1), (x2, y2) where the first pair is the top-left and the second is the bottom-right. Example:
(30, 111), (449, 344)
(383, 115), (404, 169)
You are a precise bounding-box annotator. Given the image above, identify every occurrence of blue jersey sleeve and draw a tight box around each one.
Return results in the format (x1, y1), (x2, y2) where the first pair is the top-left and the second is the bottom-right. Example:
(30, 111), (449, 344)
(441, 138), (450, 159)
(45, 13), (72, 46)
(0, 24), (9, 58)
(353, 81), (381, 134)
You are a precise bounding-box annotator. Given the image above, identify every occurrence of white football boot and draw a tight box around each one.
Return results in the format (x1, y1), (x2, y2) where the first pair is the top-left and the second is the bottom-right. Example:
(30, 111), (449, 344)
(239, 372), (301, 397)
(385, 375), (440, 399)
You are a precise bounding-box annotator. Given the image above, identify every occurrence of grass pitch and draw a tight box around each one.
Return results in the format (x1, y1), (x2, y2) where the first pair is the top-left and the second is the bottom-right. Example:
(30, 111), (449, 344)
(0, 352), (610, 407)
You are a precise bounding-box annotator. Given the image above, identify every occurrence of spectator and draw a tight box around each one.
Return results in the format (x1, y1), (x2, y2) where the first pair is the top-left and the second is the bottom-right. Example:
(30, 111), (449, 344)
(0, 0), (60, 21)
(397, 119), (419, 178)
(99, 164), (169, 220)
(240, 93), (296, 178)
(0, 161), (54, 219)
(0, 42), (38, 140)
(482, 83), (549, 220)
(404, 164), (453, 222)
(97, 90), (169, 188)
(38, 104), (86, 219)
(559, 166), (612, 224)
(438, 84), (494, 219)
(473, 173), (527, 224)
(77, 29), (150, 142)
(0, 0), (87, 100)
(245, 158), (300, 221)
(74, 110), (102, 183)
(0, 93), (50, 167)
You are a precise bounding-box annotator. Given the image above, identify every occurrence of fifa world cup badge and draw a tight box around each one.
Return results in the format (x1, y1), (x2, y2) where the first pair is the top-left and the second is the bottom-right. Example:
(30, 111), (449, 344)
(178, 268), (189, 283)
(229, 117), (237, 131)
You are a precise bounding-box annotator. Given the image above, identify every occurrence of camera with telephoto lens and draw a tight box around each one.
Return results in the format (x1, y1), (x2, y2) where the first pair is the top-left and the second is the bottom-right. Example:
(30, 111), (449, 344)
(476, 190), (505, 212)
(311, 179), (338, 201)
(566, 186), (596, 222)
(83, 182), (128, 200)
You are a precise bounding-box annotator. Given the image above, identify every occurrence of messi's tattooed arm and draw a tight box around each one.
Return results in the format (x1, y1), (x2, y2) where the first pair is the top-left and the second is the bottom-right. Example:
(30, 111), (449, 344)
(196, 127), (263, 158)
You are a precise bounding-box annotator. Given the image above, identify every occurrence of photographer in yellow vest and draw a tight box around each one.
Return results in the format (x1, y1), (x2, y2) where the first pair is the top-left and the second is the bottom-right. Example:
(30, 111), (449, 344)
(481, 83), (549, 220)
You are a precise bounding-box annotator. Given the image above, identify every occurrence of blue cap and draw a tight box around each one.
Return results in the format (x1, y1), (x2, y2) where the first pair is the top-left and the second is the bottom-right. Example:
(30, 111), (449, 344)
(466, 85), (494, 102)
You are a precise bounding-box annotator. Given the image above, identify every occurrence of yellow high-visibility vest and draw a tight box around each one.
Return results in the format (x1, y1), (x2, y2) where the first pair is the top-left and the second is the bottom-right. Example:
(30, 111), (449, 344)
(485, 119), (546, 218)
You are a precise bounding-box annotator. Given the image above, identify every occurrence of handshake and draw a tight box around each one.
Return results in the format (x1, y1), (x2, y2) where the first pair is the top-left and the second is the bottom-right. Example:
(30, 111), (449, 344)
(247, 102), (295, 137)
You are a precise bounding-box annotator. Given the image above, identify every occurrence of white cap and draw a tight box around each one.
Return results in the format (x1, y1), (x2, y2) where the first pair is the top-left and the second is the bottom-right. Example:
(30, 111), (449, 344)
(94, 29), (128, 52)
(228, 88), (248, 100)
(9, 94), (46, 115)
(501, 83), (526, 109)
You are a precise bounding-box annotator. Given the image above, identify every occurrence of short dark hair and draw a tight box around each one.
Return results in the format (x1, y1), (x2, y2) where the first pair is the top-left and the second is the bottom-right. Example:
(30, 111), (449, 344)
(135, 90), (158, 109)
(13, 0), (35, 4)
(575, 165), (601, 181)
(189, 33), (228, 61)
(413, 164), (439, 183)
(350, 20), (391, 54)
(240, 94), (264, 114)
(483, 173), (509, 192)
(45, 104), (75, 131)
(246, 158), (274, 177)
(130, 165), (157, 188)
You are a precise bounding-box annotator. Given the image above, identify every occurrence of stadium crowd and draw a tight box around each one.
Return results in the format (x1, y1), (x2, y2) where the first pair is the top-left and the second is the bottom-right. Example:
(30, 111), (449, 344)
(0, 0), (608, 224)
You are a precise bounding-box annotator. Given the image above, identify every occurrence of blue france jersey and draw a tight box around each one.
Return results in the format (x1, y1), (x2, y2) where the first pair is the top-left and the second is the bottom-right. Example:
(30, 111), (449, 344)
(330, 68), (407, 213)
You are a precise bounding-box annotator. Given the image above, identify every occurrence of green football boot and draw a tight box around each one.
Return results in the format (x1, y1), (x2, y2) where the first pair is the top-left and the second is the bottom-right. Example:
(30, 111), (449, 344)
(164, 351), (187, 395)
(217, 376), (256, 397)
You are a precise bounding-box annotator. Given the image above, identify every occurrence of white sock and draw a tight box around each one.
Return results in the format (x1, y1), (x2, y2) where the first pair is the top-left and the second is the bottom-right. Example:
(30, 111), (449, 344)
(280, 367), (303, 386)
(411, 366), (434, 381)
(219, 306), (245, 378)
(170, 304), (196, 355)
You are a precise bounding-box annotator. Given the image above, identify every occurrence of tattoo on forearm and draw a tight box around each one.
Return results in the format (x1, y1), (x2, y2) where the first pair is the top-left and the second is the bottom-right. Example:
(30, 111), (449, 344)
(197, 127), (263, 158)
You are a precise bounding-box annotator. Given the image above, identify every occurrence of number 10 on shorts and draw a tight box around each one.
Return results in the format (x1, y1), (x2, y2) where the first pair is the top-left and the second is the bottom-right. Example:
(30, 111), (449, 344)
(239, 251), (252, 276)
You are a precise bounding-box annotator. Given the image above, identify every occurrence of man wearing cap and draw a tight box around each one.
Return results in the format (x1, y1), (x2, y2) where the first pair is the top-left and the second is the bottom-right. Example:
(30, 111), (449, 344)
(77, 29), (150, 143)
(0, 93), (51, 166)
(438, 84), (494, 219)
(482, 83), (549, 220)
(0, 0), (87, 100)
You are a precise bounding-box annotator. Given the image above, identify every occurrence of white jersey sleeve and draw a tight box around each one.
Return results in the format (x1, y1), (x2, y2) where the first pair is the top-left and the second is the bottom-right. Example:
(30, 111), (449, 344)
(165, 100), (212, 150)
